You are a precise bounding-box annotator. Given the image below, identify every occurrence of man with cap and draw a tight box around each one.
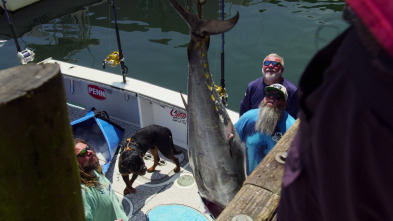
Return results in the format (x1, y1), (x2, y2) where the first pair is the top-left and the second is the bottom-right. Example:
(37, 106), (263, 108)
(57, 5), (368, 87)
(235, 83), (295, 175)
(239, 53), (298, 118)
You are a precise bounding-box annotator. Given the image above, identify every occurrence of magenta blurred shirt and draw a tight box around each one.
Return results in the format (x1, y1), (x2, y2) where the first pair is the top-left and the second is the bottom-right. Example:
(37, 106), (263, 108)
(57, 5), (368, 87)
(346, 0), (393, 57)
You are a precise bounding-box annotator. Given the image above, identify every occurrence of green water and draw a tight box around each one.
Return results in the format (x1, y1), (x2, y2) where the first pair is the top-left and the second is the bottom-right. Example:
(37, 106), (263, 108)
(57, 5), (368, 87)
(0, 0), (348, 111)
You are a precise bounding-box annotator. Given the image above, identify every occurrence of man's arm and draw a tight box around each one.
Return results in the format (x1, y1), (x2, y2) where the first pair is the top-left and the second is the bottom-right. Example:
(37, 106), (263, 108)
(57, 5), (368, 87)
(239, 87), (252, 116)
(286, 90), (298, 119)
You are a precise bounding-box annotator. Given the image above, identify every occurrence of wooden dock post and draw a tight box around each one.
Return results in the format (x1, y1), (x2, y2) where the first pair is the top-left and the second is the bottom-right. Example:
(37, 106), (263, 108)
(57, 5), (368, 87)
(0, 64), (85, 220)
(217, 119), (300, 221)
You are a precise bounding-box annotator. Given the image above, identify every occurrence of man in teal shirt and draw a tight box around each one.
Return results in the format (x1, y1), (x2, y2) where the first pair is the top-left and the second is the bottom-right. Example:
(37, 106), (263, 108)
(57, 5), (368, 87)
(235, 84), (295, 175)
(74, 138), (128, 221)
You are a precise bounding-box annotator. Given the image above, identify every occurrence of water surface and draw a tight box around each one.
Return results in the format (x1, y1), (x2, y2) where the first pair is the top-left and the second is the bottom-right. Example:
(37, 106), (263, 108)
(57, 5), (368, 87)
(0, 0), (348, 111)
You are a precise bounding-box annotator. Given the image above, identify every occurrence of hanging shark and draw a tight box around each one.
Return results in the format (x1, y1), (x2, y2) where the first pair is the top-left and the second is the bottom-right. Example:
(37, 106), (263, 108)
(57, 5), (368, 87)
(168, 0), (245, 217)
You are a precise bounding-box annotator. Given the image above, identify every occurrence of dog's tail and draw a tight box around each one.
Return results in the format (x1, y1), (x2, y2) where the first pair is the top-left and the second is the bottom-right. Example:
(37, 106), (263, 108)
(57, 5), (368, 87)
(172, 145), (182, 155)
(168, 129), (183, 155)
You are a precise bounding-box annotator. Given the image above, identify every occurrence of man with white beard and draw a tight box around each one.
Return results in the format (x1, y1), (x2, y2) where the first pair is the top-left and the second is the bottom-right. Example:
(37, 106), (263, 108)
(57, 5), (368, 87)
(239, 53), (298, 118)
(235, 84), (295, 175)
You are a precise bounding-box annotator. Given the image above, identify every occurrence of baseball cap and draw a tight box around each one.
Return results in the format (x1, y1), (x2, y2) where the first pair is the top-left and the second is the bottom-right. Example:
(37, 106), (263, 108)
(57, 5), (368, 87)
(265, 83), (288, 101)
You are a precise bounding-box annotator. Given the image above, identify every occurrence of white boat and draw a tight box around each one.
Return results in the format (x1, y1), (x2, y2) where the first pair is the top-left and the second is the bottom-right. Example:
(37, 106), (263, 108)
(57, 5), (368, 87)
(0, 0), (39, 11)
(42, 58), (240, 220)
(0, 0), (103, 37)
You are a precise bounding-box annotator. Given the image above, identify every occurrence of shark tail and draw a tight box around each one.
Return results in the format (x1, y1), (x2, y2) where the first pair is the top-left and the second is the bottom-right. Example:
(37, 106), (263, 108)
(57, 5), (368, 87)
(168, 0), (239, 37)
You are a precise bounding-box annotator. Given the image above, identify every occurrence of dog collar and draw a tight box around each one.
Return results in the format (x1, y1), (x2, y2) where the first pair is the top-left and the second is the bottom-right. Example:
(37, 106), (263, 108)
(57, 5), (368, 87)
(125, 138), (133, 151)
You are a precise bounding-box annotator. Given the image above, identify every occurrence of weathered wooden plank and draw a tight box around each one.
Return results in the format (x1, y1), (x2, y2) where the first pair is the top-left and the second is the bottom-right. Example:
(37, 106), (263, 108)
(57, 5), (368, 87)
(222, 185), (280, 220)
(245, 119), (300, 193)
(0, 64), (85, 220)
(217, 119), (300, 221)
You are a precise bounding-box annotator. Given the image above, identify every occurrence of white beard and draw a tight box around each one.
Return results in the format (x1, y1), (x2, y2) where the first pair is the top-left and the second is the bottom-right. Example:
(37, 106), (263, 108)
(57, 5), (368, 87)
(255, 103), (284, 135)
(262, 67), (282, 82)
(263, 71), (281, 82)
(264, 73), (280, 82)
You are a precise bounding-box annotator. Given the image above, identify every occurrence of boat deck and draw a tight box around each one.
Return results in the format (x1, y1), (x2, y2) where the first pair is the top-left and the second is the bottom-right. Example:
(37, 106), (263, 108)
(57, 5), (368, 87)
(68, 105), (213, 221)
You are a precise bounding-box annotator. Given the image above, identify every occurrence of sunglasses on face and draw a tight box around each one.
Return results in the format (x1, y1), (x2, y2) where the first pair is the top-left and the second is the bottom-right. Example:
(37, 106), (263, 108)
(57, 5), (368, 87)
(77, 145), (92, 158)
(263, 60), (282, 67)
(265, 92), (283, 100)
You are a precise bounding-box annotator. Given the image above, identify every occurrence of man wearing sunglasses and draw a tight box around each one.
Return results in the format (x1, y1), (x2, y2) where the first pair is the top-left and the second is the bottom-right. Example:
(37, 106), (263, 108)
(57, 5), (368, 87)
(239, 53), (298, 119)
(74, 138), (127, 221)
(235, 84), (295, 175)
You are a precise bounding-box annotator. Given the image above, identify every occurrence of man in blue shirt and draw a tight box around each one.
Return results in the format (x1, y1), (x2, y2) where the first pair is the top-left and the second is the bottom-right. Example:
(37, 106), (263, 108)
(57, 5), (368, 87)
(239, 53), (298, 118)
(235, 84), (295, 175)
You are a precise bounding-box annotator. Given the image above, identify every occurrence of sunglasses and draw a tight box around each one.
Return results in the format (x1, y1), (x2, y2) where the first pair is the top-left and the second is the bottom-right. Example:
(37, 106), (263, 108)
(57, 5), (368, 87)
(265, 92), (283, 100)
(77, 145), (92, 158)
(263, 60), (282, 67)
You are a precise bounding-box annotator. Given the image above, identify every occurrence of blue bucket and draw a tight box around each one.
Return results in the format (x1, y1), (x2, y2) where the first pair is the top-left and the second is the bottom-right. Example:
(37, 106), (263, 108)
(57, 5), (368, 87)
(147, 204), (209, 221)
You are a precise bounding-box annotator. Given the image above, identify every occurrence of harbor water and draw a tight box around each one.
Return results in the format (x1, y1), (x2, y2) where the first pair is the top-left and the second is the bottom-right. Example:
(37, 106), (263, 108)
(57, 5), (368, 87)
(0, 0), (348, 112)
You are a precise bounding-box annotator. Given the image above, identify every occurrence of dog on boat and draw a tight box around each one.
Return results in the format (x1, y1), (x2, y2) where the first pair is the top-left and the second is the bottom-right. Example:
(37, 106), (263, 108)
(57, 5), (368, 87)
(118, 124), (182, 195)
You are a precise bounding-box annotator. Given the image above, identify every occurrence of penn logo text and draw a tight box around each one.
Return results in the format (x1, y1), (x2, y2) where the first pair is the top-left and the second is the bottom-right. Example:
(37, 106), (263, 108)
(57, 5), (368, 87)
(88, 85), (106, 100)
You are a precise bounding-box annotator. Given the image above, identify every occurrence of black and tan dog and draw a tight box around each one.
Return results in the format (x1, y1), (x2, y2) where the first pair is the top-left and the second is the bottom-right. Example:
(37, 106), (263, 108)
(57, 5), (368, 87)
(118, 124), (182, 195)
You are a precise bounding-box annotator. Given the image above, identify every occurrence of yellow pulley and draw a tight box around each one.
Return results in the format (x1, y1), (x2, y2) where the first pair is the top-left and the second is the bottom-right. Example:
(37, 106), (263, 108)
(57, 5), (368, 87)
(215, 84), (228, 106)
(103, 51), (121, 67)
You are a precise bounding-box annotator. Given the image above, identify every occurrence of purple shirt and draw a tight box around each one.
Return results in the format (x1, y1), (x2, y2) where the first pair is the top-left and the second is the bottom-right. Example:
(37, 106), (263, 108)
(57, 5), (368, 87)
(277, 26), (393, 221)
(239, 77), (298, 118)
(346, 0), (393, 58)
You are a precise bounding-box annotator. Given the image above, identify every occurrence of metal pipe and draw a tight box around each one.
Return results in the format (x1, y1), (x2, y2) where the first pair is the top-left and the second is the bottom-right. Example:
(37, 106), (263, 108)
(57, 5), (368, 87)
(220, 0), (225, 89)
(109, 0), (128, 83)
(1, 0), (21, 52)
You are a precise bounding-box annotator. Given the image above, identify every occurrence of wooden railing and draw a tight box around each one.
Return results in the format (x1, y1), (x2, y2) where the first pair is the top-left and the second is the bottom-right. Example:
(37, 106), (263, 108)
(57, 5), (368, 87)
(217, 119), (300, 221)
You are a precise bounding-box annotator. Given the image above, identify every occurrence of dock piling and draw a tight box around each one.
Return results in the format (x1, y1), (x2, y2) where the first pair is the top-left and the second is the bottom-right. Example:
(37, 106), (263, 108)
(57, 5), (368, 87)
(0, 63), (84, 220)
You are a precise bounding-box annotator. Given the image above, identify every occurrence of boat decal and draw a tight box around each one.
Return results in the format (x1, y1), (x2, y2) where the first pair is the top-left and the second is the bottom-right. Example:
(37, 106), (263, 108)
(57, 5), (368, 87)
(88, 84), (106, 100)
(170, 109), (187, 125)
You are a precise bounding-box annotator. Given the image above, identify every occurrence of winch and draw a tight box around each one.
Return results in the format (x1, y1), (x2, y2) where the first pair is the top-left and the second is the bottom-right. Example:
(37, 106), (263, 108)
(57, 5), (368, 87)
(17, 48), (35, 65)
(102, 51), (121, 68)
(2, 0), (35, 65)
(102, 0), (128, 84)
(215, 85), (228, 106)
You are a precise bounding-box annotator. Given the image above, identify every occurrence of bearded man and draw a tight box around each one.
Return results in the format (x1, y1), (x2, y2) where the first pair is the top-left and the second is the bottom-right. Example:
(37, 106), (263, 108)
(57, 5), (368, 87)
(74, 138), (127, 221)
(239, 53), (298, 118)
(235, 84), (295, 175)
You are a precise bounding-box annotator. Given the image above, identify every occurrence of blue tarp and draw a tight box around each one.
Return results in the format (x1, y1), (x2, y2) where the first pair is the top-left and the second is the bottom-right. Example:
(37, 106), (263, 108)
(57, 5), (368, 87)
(147, 205), (208, 221)
(71, 108), (124, 174)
